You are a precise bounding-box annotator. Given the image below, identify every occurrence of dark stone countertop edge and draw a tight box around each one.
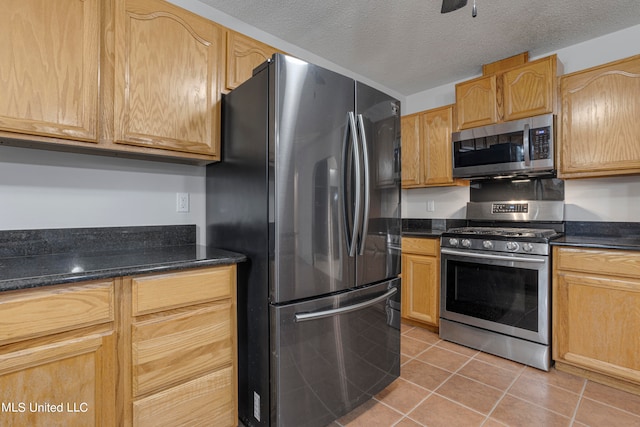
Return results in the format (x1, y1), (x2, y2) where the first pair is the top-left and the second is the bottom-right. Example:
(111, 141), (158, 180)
(0, 248), (247, 293)
(402, 230), (446, 238)
(550, 236), (640, 251)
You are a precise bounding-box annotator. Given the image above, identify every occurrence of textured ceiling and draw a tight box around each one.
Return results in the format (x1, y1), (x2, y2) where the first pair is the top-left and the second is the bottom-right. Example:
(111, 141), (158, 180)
(197, 0), (640, 96)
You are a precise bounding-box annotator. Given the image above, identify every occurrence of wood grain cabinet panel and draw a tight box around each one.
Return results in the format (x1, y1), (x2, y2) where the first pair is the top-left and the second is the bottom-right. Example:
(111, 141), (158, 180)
(455, 55), (558, 130)
(0, 0), (100, 142)
(226, 31), (282, 91)
(553, 247), (640, 392)
(132, 266), (233, 315)
(402, 105), (460, 188)
(0, 331), (116, 427)
(0, 280), (114, 345)
(401, 237), (440, 328)
(401, 113), (422, 187)
(0, 279), (116, 427)
(133, 367), (235, 427)
(114, 0), (223, 157)
(125, 264), (238, 426)
(455, 75), (498, 130)
(559, 54), (640, 178)
(132, 302), (233, 397)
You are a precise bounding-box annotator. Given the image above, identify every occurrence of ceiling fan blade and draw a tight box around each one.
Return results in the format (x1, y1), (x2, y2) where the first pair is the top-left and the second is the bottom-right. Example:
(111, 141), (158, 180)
(441, 0), (468, 13)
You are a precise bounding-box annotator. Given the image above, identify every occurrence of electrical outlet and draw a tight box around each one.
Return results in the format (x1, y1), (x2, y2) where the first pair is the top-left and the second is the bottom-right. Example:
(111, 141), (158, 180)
(427, 200), (436, 212)
(176, 193), (189, 212)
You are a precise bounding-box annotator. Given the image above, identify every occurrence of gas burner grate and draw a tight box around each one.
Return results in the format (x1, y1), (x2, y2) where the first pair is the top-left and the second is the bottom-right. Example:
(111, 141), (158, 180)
(446, 227), (559, 239)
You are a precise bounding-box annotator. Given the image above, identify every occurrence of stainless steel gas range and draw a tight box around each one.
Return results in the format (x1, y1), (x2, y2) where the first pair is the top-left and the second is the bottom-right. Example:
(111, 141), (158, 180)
(439, 179), (564, 371)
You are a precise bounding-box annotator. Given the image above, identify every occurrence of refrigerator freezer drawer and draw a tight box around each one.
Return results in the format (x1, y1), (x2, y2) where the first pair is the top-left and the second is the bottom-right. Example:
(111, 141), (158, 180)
(270, 278), (401, 427)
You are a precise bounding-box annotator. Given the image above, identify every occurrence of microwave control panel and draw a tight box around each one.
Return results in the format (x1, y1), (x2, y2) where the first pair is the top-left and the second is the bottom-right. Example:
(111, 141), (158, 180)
(530, 126), (552, 160)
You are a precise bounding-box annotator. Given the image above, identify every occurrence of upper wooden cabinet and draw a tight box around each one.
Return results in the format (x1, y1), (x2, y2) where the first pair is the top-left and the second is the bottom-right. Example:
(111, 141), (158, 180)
(114, 0), (223, 157)
(456, 55), (559, 130)
(401, 113), (422, 187)
(402, 105), (459, 188)
(0, 0), (100, 142)
(559, 54), (640, 178)
(455, 75), (498, 130)
(226, 31), (282, 91)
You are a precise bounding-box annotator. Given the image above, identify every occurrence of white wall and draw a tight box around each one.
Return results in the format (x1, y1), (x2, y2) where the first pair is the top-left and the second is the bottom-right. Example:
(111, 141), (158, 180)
(403, 24), (640, 222)
(0, 146), (207, 243)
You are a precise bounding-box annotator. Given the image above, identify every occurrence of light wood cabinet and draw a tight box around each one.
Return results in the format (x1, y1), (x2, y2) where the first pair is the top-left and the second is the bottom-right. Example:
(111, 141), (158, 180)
(401, 105), (460, 188)
(226, 31), (282, 91)
(114, 0), (223, 157)
(401, 237), (440, 329)
(455, 75), (498, 130)
(123, 265), (237, 427)
(456, 55), (558, 130)
(553, 246), (640, 394)
(0, 0), (100, 142)
(0, 280), (116, 426)
(559, 54), (640, 178)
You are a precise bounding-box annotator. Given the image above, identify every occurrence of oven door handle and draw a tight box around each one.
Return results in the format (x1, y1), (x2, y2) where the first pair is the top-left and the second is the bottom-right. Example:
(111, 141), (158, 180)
(441, 248), (546, 263)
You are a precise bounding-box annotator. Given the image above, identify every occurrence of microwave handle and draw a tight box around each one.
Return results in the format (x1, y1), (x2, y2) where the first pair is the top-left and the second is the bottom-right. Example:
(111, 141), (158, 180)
(523, 124), (531, 166)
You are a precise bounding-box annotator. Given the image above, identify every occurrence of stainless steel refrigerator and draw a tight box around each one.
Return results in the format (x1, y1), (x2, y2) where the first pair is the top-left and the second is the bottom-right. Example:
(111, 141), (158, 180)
(206, 54), (401, 427)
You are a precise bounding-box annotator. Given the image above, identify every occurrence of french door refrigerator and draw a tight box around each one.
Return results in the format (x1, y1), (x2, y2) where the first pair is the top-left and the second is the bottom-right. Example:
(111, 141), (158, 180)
(206, 54), (401, 427)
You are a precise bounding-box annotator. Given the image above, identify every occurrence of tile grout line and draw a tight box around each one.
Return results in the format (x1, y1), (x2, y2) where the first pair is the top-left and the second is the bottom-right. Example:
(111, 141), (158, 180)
(568, 379), (588, 426)
(482, 362), (528, 424)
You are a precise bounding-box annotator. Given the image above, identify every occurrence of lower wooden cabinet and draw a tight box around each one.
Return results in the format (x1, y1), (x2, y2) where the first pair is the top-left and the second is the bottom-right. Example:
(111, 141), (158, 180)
(0, 264), (238, 427)
(123, 265), (238, 427)
(0, 280), (117, 427)
(553, 246), (640, 393)
(401, 237), (440, 329)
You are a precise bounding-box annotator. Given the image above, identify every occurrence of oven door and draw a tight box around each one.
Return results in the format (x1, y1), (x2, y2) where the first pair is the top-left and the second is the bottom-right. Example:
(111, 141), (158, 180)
(440, 247), (549, 345)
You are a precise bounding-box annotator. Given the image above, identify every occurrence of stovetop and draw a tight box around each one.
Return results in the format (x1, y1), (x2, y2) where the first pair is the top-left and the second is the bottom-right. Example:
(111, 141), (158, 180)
(444, 226), (562, 241)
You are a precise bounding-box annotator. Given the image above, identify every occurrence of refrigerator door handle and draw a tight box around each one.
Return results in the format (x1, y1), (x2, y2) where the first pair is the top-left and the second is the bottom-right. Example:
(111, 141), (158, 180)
(356, 114), (371, 256)
(347, 111), (362, 257)
(294, 287), (397, 322)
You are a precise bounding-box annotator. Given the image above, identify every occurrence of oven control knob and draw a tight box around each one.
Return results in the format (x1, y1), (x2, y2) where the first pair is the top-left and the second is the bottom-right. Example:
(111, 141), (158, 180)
(506, 241), (519, 251)
(461, 239), (472, 248)
(448, 238), (459, 247)
(482, 240), (493, 250)
(522, 243), (534, 252)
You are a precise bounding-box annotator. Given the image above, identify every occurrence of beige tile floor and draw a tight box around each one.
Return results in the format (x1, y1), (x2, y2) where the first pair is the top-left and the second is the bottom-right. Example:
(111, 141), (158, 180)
(331, 322), (640, 427)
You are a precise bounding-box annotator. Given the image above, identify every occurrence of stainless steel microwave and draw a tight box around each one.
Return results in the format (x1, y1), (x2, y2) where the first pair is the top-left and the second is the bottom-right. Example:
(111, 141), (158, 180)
(452, 114), (555, 179)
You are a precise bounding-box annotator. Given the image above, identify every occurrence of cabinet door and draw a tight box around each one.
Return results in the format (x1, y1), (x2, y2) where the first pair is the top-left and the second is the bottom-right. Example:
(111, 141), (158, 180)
(455, 75), (498, 130)
(114, 0), (222, 157)
(0, 0), (99, 142)
(401, 113), (422, 188)
(0, 331), (116, 427)
(422, 105), (454, 186)
(553, 247), (640, 387)
(226, 31), (281, 91)
(401, 253), (439, 327)
(560, 54), (640, 178)
(503, 55), (556, 122)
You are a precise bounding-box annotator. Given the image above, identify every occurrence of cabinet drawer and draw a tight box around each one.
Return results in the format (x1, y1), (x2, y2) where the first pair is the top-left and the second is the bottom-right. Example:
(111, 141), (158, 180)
(132, 302), (233, 397)
(132, 266), (234, 316)
(555, 247), (640, 279)
(133, 366), (235, 427)
(0, 281), (114, 345)
(402, 237), (439, 256)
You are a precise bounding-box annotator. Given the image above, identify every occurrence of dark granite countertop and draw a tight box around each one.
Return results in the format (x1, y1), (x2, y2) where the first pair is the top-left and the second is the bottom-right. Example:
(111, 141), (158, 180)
(0, 225), (246, 292)
(550, 236), (640, 251)
(0, 245), (246, 292)
(402, 218), (466, 238)
(550, 221), (640, 252)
